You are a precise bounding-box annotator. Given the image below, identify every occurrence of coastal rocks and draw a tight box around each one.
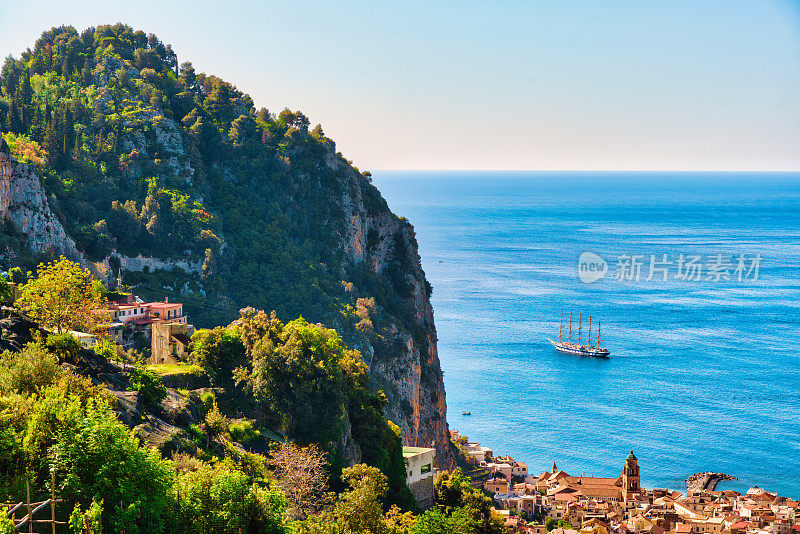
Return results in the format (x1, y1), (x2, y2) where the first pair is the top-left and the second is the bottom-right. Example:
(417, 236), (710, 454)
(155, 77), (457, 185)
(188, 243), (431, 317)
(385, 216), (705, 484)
(686, 471), (737, 493)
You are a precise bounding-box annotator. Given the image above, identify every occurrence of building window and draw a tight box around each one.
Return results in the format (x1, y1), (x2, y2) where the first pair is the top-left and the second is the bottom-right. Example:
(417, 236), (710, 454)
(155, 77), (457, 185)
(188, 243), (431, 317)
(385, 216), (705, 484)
(421, 463), (432, 474)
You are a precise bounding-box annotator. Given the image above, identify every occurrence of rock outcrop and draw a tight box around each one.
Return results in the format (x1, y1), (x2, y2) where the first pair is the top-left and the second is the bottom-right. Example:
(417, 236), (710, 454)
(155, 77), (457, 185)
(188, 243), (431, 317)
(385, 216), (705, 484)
(0, 138), (84, 262)
(327, 155), (453, 468)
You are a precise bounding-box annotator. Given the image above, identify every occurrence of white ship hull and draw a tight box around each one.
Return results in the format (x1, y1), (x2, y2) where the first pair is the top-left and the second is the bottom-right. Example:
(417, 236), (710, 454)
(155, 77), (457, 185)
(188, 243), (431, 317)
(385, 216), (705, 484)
(548, 338), (610, 358)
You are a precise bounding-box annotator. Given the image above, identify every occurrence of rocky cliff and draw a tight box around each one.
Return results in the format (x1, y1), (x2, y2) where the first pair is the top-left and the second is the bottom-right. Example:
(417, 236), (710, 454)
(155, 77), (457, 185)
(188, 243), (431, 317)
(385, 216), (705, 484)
(0, 137), (83, 262)
(0, 24), (453, 468)
(327, 154), (453, 467)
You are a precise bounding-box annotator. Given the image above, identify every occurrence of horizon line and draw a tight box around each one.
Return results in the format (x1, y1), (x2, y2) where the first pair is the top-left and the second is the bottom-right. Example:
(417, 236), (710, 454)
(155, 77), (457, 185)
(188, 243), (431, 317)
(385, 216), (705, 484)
(370, 168), (800, 173)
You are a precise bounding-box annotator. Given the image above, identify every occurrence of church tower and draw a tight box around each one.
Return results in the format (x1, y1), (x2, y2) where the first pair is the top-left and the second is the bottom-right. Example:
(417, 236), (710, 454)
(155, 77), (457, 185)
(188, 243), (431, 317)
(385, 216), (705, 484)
(622, 450), (640, 502)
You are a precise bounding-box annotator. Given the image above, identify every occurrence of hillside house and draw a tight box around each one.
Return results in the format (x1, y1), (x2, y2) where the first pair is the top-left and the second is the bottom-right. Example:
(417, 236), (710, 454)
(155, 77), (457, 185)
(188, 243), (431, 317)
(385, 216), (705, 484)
(403, 446), (436, 510)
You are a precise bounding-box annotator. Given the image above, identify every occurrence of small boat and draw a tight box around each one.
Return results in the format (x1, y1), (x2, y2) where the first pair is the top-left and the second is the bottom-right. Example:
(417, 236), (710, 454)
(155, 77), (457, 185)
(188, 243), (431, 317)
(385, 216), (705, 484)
(548, 311), (610, 358)
(462, 411), (471, 415)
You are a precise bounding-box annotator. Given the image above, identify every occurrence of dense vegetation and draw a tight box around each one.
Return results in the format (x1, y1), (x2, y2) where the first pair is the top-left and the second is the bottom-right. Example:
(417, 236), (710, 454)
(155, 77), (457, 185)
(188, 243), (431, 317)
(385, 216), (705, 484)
(0, 23), (402, 334)
(0, 313), (503, 533)
(189, 306), (415, 508)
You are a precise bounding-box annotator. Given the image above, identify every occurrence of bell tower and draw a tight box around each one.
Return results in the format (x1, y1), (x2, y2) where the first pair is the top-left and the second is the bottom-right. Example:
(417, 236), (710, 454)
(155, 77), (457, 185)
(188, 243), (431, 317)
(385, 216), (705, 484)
(622, 450), (640, 502)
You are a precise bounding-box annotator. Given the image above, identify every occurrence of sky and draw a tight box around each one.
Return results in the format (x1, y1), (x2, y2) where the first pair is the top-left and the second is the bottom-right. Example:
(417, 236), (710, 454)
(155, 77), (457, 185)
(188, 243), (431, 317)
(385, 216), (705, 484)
(1, 0), (799, 171)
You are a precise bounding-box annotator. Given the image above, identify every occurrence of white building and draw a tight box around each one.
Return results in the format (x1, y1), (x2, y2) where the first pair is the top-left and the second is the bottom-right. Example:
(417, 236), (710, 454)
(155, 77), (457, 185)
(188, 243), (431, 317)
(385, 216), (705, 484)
(403, 446), (436, 509)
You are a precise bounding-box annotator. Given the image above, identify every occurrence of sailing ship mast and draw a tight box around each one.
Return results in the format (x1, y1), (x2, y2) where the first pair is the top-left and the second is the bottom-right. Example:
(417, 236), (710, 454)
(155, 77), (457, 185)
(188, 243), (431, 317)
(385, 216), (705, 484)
(568, 311), (572, 343)
(578, 312), (582, 345)
(597, 321), (601, 348)
(588, 315), (592, 346)
(559, 313), (563, 342)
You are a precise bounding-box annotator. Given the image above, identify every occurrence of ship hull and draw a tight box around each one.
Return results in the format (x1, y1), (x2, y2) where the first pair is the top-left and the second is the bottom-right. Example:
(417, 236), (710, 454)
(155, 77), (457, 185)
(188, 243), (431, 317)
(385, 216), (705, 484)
(548, 339), (610, 358)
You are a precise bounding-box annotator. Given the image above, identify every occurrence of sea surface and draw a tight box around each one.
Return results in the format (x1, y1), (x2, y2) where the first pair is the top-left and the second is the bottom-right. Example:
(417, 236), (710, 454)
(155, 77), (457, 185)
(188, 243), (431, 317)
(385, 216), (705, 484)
(372, 171), (800, 496)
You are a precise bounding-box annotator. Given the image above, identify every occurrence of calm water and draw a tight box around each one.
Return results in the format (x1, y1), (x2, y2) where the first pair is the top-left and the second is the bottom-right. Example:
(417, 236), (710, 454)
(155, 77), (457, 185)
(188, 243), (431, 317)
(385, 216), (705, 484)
(373, 171), (800, 496)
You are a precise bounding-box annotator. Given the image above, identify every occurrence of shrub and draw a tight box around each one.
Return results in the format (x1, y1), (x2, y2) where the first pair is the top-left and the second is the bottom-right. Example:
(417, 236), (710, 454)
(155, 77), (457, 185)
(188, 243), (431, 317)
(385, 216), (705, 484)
(174, 461), (287, 534)
(45, 333), (81, 361)
(2, 132), (47, 166)
(0, 343), (60, 395)
(128, 365), (167, 407)
(68, 499), (102, 534)
(94, 338), (118, 361)
(229, 420), (260, 444)
(0, 509), (14, 534)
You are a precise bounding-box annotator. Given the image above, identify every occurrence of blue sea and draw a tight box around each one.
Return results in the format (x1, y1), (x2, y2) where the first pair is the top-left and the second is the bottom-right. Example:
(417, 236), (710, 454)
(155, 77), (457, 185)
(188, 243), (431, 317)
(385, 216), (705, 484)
(373, 171), (800, 497)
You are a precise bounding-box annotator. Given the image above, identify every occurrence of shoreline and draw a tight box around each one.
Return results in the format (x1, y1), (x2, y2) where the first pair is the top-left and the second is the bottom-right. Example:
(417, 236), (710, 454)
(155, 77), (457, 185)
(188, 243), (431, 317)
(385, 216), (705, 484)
(450, 427), (800, 500)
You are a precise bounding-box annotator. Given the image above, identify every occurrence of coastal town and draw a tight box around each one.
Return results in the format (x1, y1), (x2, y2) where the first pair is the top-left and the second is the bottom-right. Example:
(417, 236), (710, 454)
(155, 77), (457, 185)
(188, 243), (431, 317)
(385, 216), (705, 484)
(443, 431), (799, 534)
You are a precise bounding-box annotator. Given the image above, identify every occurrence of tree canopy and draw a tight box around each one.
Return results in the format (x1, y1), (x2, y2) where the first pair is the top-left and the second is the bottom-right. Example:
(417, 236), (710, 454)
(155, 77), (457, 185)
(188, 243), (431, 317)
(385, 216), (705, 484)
(15, 256), (104, 333)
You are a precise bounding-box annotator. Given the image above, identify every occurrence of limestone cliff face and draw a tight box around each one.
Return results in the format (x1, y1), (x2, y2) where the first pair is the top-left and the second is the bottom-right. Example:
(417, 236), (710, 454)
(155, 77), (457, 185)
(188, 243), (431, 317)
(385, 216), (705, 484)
(326, 153), (454, 468)
(0, 139), (84, 262)
(0, 140), (202, 280)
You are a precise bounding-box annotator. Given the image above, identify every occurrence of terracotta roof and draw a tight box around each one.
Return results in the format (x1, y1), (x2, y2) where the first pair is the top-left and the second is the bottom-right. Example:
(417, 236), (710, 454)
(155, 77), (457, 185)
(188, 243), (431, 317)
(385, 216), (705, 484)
(730, 522), (749, 529)
(568, 476), (621, 487)
(555, 493), (578, 502)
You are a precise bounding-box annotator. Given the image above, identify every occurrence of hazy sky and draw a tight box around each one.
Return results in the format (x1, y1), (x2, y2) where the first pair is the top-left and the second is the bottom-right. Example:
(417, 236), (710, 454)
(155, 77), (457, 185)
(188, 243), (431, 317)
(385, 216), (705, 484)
(1, 0), (799, 170)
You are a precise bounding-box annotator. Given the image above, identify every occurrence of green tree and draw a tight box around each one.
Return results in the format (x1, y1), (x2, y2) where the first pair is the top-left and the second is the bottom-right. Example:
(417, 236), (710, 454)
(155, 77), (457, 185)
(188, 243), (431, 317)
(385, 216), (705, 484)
(16, 257), (105, 334)
(50, 398), (175, 534)
(8, 267), (24, 285)
(190, 326), (245, 387)
(175, 462), (287, 534)
(433, 469), (505, 534)
(296, 464), (389, 534)
(237, 310), (361, 444)
(128, 365), (167, 407)
(0, 273), (12, 303)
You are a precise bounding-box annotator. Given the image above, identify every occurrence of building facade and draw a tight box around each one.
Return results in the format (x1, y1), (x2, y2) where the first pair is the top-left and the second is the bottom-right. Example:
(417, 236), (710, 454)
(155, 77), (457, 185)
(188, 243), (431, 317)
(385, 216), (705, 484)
(403, 446), (436, 510)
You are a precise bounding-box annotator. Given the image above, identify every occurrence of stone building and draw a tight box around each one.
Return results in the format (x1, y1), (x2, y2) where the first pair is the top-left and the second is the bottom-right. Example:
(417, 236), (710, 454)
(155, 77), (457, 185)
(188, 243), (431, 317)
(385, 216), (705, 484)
(150, 320), (191, 364)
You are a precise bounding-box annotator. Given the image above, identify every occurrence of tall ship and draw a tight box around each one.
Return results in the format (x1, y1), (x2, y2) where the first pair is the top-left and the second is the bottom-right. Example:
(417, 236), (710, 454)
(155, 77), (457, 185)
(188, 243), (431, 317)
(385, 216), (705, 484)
(548, 311), (610, 357)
